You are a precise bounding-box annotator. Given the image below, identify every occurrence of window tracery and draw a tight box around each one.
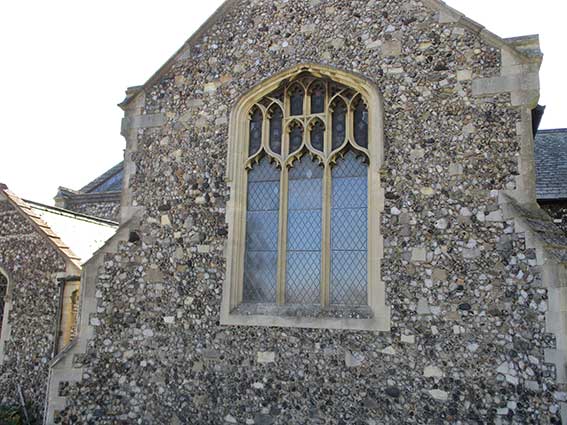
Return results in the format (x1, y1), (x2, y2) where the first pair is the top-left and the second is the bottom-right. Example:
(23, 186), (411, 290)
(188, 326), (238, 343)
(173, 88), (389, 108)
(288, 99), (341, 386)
(222, 65), (389, 331)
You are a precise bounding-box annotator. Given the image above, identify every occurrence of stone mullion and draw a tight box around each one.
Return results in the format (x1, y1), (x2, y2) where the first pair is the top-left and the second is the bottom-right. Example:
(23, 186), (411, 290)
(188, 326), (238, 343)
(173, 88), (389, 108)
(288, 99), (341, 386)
(261, 104), (269, 155)
(320, 81), (332, 307)
(320, 164), (332, 307)
(275, 89), (291, 305)
(275, 167), (289, 305)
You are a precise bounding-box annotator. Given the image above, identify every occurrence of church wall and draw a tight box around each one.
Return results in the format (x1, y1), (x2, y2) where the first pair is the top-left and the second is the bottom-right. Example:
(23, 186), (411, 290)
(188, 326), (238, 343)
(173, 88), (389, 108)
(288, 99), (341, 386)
(0, 199), (66, 422)
(59, 1), (562, 423)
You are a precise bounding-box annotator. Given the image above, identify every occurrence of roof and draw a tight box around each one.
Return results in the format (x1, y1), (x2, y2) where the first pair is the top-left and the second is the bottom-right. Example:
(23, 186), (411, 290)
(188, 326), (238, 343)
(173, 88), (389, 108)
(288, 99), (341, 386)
(79, 162), (123, 194)
(535, 129), (567, 200)
(27, 201), (118, 263)
(1, 185), (82, 269)
(504, 195), (567, 264)
(119, 0), (541, 108)
(0, 184), (118, 267)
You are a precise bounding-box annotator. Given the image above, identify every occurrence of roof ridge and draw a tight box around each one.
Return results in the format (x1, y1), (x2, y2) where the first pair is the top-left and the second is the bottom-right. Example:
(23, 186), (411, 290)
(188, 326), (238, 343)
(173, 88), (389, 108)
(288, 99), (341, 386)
(24, 199), (119, 227)
(537, 128), (567, 134)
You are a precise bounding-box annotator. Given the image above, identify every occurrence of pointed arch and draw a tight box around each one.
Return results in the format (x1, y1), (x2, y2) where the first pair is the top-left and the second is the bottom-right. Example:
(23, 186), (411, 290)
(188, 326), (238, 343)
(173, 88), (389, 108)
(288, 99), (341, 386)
(223, 64), (389, 331)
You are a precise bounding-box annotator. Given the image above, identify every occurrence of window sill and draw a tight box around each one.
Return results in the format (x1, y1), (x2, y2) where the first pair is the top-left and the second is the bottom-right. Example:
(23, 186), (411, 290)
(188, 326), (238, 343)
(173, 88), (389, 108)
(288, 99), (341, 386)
(221, 303), (390, 331)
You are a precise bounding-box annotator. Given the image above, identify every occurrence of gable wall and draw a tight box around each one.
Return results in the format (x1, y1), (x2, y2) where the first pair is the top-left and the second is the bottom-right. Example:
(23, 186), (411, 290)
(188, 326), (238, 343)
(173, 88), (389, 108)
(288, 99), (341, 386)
(0, 199), (67, 422)
(59, 1), (561, 423)
(65, 199), (120, 222)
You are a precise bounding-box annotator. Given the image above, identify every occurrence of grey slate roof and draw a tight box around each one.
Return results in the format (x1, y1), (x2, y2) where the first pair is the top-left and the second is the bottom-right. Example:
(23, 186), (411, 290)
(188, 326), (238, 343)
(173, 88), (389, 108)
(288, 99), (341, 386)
(79, 162), (123, 194)
(535, 129), (567, 200)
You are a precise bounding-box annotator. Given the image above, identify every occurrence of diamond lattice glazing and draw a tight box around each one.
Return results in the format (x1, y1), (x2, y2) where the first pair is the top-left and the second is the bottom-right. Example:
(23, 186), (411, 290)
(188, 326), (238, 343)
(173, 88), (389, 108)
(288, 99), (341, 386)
(330, 152), (368, 305)
(243, 158), (280, 303)
(286, 156), (322, 304)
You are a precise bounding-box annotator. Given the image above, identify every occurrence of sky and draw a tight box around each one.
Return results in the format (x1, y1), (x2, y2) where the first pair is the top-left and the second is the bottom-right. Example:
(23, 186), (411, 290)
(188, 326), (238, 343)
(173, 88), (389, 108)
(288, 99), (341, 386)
(0, 0), (564, 204)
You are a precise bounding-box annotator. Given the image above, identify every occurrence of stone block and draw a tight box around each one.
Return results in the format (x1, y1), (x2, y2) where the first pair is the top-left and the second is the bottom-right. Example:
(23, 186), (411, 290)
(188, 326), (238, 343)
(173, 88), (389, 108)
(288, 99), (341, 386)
(411, 248), (427, 263)
(457, 70), (472, 81)
(472, 73), (539, 96)
(450, 166), (464, 179)
(424, 366), (444, 378)
(257, 351), (275, 364)
(428, 389), (449, 401)
(382, 40), (402, 56)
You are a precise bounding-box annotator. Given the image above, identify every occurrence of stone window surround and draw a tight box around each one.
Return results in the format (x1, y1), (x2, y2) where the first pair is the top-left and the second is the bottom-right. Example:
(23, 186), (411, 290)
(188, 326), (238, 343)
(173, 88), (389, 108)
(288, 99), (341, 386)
(0, 266), (12, 365)
(222, 64), (390, 331)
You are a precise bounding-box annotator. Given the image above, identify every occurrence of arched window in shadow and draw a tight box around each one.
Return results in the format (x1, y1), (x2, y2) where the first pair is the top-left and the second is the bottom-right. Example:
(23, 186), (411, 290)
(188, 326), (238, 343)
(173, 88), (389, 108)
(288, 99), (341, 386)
(57, 278), (81, 353)
(0, 271), (7, 334)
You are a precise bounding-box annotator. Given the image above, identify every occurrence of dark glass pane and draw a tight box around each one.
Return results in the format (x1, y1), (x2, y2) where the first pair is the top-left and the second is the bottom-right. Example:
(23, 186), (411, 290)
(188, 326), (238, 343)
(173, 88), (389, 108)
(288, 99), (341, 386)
(268, 89), (284, 103)
(269, 107), (283, 155)
(289, 124), (304, 154)
(310, 121), (325, 152)
(243, 158), (280, 303)
(249, 108), (263, 156)
(286, 156), (323, 304)
(330, 152), (368, 305)
(332, 100), (346, 151)
(354, 100), (369, 149)
(290, 85), (304, 116)
(310, 84), (325, 114)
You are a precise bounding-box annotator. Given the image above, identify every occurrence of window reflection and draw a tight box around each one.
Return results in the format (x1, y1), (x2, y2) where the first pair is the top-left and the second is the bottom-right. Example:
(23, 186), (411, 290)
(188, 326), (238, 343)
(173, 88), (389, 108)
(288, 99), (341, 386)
(353, 99), (369, 149)
(243, 158), (280, 303)
(269, 107), (283, 155)
(310, 120), (325, 152)
(330, 152), (368, 305)
(332, 100), (347, 151)
(286, 156), (323, 304)
(289, 122), (304, 154)
(249, 107), (263, 156)
(289, 85), (304, 116)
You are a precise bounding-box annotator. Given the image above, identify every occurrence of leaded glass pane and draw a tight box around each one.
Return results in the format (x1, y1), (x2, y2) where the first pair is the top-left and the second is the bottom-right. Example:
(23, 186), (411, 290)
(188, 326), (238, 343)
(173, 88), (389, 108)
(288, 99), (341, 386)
(354, 99), (369, 149)
(310, 83), (325, 114)
(241, 74), (372, 309)
(286, 156), (323, 304)
(243, 158), (280, 303)
(332, 100), (346, 151)
(330, 152), (368, 305)
(269, 107), (283, 155)
(249, 107), (263, 156)
(310, 120), (325, 152)
(289, 123), (303, 154)
(290, 85), (304, 116)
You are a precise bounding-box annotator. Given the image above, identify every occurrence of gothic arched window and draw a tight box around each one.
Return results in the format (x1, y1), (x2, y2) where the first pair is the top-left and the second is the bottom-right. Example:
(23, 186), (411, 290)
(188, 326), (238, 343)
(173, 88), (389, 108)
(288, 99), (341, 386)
(223, 66), (389, 331)
(0, 269), (9, 365)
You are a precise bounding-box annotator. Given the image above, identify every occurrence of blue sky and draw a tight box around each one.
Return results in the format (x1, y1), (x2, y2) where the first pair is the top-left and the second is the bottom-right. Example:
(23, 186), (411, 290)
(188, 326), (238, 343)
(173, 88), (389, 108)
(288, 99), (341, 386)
(0, 0), (564, 204)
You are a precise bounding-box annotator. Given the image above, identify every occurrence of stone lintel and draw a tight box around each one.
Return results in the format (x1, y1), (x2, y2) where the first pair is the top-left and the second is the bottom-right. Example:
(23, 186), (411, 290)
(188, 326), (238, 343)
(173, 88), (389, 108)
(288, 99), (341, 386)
(472, 73), (539, 97)
(121, 113), (166, 135)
